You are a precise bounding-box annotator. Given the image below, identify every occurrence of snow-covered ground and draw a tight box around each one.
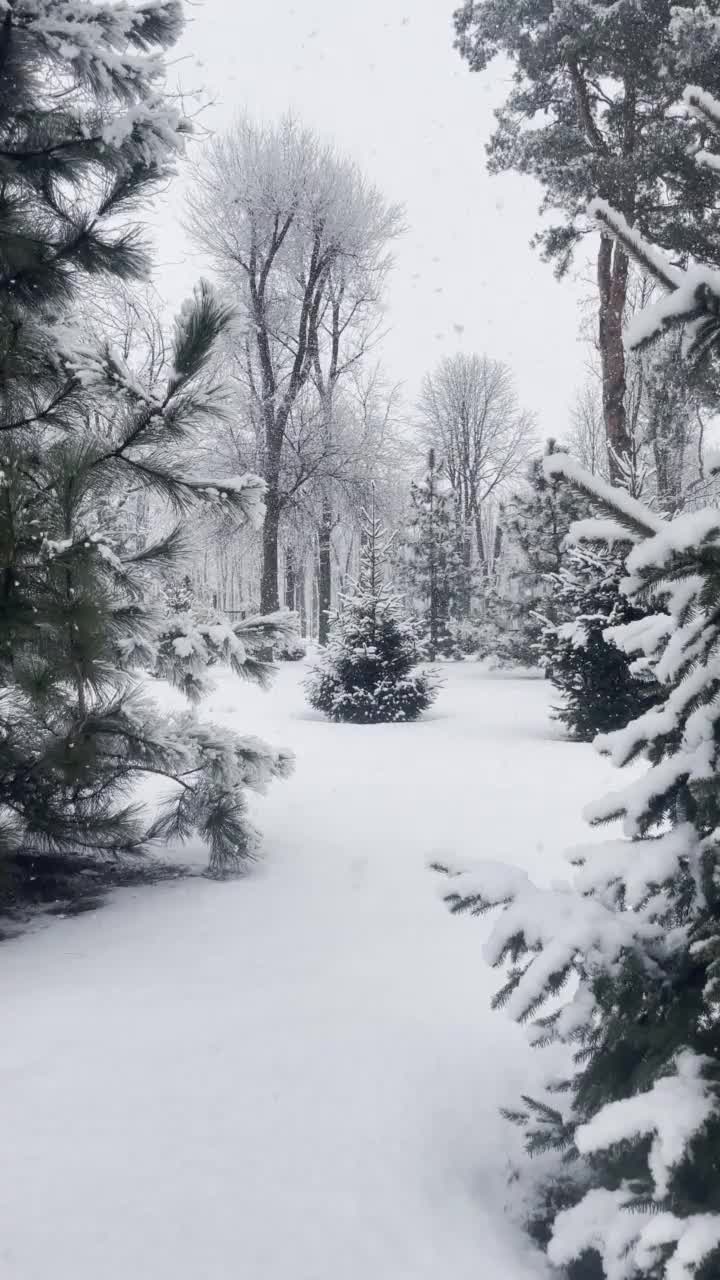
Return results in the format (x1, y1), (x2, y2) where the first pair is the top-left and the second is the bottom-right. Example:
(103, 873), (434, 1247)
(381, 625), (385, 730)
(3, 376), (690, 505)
(0, 662), (619, 1280)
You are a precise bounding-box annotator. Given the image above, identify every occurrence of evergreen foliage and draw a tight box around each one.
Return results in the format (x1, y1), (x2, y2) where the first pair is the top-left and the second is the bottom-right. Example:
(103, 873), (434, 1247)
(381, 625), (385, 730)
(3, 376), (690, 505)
(497, 446), (587, 667)
(305, 497), (437, 724)
(453, 0), (720, 466)
(453, 0), (720, 268)
(438, 82), (720, 1280)
(541, 548), (662, 743)
(398, 449), (472, 660)
(0, 1), (293, 879)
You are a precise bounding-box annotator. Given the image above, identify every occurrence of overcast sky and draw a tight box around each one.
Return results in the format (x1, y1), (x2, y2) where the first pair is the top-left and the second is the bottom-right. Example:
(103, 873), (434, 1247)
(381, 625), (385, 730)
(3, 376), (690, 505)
(153, 0), (593, 438)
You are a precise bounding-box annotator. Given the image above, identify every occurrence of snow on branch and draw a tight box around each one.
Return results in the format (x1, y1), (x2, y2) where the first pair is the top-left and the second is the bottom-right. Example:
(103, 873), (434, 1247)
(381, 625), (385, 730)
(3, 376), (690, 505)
(549, 1189), (720, 1280)
(589, 199), (682, 292)
(574, 1051), (714, 1199)
(192, 474), (267, 529)
(565, 517), (642, 548)
(568, 825), (700, 909)
(439, 859), (663, 1023)
(588, 194), (720, 356)
(623, 509), (720, 592)
(543, 453), (664, 538)
(683, 85), (720, 130)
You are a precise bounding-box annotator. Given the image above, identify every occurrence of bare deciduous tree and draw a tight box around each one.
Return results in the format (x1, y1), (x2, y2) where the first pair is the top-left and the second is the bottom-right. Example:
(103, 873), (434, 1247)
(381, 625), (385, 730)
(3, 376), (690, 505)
(418, 353), (535, 570)
(565, 382), (609, 479)
(186, 114), (401, 611)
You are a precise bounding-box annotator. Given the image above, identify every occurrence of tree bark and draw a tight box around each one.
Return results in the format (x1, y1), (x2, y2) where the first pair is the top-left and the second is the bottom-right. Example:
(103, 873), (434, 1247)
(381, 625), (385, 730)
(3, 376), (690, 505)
(597, 234), (631, 478)
(474, 514), (486, 577)
(311, 565), (319, 641)
(299, 569), (308, 637)
(260, 487), (281, 613)
(317, 498), (333, 645)
(284, 544), (296, 612)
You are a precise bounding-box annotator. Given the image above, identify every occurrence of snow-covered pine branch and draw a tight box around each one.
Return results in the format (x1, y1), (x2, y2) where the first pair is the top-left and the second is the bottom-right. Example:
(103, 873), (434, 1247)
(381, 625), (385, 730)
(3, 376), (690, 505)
(543, 452), (664, 539)
(152, 607), (298, 702)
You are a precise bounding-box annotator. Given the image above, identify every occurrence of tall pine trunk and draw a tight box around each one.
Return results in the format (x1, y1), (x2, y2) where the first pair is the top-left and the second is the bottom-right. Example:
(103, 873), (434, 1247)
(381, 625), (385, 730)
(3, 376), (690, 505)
(598, 234), (631, 478)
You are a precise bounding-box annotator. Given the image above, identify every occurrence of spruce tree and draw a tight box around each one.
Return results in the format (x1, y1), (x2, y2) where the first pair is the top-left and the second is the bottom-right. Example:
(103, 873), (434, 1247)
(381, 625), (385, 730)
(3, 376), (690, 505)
(437, 83), (720, 1280)
(541, 548), (662, 742)
(399, 449), (471, 660)
(498, 446), (587, 667)
(0, 2), (293, 879)
(305, 495), (437, 724)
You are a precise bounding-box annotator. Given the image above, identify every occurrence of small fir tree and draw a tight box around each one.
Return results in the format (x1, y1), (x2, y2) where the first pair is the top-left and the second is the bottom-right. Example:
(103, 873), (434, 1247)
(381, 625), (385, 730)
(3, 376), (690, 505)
(305, 494), (437, 724)
(399, 449), (472, 659)
(541, 547), (662, 742)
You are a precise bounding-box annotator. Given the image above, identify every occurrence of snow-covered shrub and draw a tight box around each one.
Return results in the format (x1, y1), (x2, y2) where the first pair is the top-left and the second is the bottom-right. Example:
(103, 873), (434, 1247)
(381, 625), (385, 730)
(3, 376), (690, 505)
(306, 502), (437, 724)
(275, 635), (307, 662)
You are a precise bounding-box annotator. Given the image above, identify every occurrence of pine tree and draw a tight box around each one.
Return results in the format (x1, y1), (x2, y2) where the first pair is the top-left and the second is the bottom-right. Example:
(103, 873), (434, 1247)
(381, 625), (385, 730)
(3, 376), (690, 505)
(541, 547), (662, 742)
(437, 84), (720, 1280)
(0, 2), (294, 880)
(453, 0), (720, 472)
(305, 493), (437, 724)
(398, 449), (471, 660)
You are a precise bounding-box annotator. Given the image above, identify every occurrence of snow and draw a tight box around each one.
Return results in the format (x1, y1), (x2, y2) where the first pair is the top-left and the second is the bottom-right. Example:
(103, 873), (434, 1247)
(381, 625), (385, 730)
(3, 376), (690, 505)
(588, 199), (683, 293)
(549, 1190), (720, 1280)
(543, 453), (665, 535)
(569, 824), (698, 907)
(625, 508), (720, 585)
(575, 1051), (714, 1199)
(567, 516), (641, 547)
(0, 662), (621, 1280)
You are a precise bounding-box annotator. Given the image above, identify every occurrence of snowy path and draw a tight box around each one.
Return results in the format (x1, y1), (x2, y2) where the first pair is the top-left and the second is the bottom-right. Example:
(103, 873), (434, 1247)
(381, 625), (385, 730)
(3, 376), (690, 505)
(0, 664), (617, 1280)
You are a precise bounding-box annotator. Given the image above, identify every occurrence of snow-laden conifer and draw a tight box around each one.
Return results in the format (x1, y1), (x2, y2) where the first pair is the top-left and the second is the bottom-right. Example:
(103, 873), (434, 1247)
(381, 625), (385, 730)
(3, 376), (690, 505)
(306, 492), (437, 724)
(0, 2), (293, 879)
(541, 547), (662, 742)
(397, 449), (473, 660)
(437, 80), (720, 1280)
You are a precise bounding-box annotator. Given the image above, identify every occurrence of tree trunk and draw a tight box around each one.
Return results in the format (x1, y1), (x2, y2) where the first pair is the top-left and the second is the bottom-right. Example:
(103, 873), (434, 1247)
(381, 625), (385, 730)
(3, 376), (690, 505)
(299, 567), (308, 637)
(493, 522), (503, 568)
(260, 488), (281, 613)
(317, 499), (332, 645)
(311, 565), (319, 641)
(475, 515), (487, 578)
(284, 545), (296, 612)
(598, 235), (631, 478)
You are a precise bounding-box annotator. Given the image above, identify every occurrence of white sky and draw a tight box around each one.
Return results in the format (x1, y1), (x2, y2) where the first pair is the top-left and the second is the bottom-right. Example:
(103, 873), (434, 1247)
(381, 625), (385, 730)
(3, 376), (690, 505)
(152, 0), (593, 437)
